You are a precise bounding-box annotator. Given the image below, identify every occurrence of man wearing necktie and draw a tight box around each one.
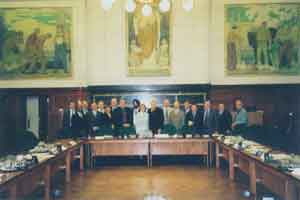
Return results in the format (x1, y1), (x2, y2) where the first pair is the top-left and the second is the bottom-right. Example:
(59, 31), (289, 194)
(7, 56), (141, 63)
(112, 99), (134, 138)
(87, 102), (103, 136)
(97, 101), (105, 113)
(163, 99), (172, 125)
(61, 101), (76, 138)
(184, 104), (202, 135)
(201, 100), (217, 135)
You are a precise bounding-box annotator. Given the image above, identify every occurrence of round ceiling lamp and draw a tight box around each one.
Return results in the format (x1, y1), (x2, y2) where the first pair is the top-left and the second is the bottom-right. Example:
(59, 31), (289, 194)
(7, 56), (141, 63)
(142, 4), (152, 16)
(182, 0), (194, 12)
(101, 0), (114, 11)
(159, 0), (170, 13)
(125, 0), (136, 13)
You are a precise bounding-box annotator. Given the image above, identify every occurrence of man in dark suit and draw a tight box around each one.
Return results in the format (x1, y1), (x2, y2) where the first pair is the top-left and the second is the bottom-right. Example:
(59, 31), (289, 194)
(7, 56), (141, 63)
(87, 102), (103, 136)
(110, 98), (118, 112)
(148, 99), (164, 135)
(217, 103), (232, 135)
(201, 100), (218, 135)
(184, 104), (202, 135)
(72, 100), (89, 138)
(61, 101), (76, 138)
(112, 99), (134, 138)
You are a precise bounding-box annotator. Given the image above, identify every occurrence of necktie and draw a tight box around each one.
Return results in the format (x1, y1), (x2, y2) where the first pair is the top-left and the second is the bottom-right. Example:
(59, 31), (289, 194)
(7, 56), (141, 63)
(204, 110), (209, 126)
(70, 110), (73, 127)
(166, 109), (169, 121)
(122, 109), (127, 123)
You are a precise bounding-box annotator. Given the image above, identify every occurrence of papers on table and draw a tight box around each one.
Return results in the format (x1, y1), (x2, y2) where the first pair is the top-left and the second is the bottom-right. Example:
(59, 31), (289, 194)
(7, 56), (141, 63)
(154, 134), (169, 139)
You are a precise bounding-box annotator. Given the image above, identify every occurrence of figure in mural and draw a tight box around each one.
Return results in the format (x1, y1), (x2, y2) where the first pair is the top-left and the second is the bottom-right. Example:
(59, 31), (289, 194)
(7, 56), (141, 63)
(2, 31), (24, 71)
(270, 38), (280, 68)
(0, 15), (7, 61)
(129, 39), (142, 67)
(277, 24), (293, 69)
(23, 28), (48, 73)
(158, 38), (169, 66)
(132, 4), (160, 66)
(227, 26), (241, 70)
(38, 33), (52, 73)
(54, 24), (69, 73)
(290, 22), (300, 66)
(256, 22), (271, 66)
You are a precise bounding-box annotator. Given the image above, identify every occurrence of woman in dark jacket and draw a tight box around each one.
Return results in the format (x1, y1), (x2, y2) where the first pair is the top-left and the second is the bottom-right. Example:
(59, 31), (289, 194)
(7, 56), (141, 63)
(148, 99), (164, 135)
(217, 103), (232, 135)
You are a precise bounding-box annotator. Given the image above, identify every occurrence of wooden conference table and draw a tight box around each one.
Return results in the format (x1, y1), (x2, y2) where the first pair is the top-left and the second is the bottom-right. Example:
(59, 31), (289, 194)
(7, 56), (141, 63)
(0, 140), (84, 200)
(0, 138), (212, 200)
(214, 138), (300, 200)
(87, 138), (213, 168)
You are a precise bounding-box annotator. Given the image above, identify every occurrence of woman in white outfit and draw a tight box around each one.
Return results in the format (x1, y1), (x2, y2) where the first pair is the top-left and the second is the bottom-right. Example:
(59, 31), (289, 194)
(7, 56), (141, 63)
(134, 104), (152, 138)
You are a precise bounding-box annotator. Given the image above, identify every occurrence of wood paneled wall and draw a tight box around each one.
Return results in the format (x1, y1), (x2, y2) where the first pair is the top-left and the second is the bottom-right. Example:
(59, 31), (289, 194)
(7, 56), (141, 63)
(209, 85), (300, 126)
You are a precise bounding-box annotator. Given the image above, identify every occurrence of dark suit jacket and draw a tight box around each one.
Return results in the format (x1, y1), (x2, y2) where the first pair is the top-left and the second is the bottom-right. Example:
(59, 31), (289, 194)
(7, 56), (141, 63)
(148, 107), (164, 131)
(185, 110), (203, 131)
(87, 110), (103, 128)
(72, 111), (89, 137)
(112, 107), (133, 127)
(63, 109), (76, 129)
(201, 109), (218, 132)
(217, 110), (232, 134)
(102, 113), (113, 128)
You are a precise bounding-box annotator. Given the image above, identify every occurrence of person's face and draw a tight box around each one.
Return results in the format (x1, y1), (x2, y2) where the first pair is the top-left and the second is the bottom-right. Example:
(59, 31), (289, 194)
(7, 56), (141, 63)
(204, 101), (211, 110)
(111, 99), (117, 107)
(98, 101), (104, 109)
(184, 101), (190, 109)
(69, 102), (75, 110)
(82, 101), (88, 109)
(191, 105), (197, 112)
(151, 100), (157, 109)
(105, 107), (111, 113)
(174, 101), (180, 109)
(235, 100), (243, 110)
(91, 103), (97, 111)
(163, 100), (169, 108)
(120, 100), (126, 108)
(77, 100), (82, 109)
(218, 104), (225, 112)
(140, 104), (146, 112)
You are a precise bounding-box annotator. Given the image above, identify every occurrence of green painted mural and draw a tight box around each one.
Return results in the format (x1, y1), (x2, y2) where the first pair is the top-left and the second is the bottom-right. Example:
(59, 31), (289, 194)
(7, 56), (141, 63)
(0, 7), (72, 80)
(225, 3), (300, 75)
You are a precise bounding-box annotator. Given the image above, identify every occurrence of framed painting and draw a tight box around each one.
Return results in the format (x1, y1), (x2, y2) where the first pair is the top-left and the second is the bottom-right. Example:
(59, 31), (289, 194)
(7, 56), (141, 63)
(126, 0), (171, 77)
(225, 3), (300, 76)
(0, 6), (73, 79)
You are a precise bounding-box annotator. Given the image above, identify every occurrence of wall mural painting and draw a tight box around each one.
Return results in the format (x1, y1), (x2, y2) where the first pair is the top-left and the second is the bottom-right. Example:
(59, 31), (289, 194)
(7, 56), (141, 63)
(0, 7), (72, 79)
(225, 3), (300, 75)
(127, 0), (171, 77)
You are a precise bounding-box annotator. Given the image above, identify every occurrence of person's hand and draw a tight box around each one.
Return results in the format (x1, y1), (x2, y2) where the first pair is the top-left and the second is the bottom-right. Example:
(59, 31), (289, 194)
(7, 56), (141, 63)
(188, 121), (193, 127)
(92, 126), (99, 131)
(123, 123), (130, 128)
(112, 124), (115, 129)
(232, 123), (236, 129)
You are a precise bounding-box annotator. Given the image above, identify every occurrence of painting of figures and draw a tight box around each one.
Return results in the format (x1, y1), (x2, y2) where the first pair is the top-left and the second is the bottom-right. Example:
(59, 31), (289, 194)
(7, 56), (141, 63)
(127, 0), (171, 77)
(0, 7), (72, 79)
(225, 3), (300, 75)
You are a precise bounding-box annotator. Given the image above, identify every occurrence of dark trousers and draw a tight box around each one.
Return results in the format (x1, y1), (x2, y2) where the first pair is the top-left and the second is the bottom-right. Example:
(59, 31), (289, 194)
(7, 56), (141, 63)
(232, 124), (247, 135)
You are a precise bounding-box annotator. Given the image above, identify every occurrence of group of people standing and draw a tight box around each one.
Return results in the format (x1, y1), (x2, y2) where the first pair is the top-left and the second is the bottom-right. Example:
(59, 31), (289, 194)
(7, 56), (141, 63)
(61, 97), (248, 139)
